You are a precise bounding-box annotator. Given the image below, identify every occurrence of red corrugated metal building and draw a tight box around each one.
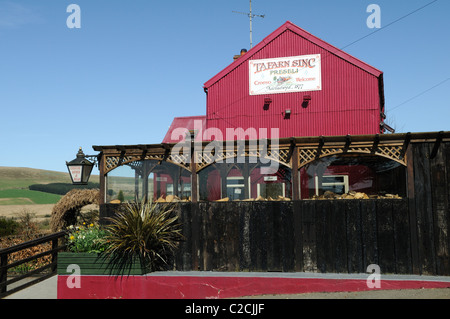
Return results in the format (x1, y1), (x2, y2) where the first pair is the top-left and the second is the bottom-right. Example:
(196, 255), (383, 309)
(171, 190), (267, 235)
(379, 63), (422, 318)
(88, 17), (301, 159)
(202, 21), (385, 140)
(158, 21), (391, 201)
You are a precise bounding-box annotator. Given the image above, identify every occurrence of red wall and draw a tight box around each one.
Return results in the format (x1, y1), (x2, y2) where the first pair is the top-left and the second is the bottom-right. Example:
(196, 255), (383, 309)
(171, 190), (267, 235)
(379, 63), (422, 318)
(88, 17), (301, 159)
(204, 22), (383, 139)
(57, 274), (450, 299)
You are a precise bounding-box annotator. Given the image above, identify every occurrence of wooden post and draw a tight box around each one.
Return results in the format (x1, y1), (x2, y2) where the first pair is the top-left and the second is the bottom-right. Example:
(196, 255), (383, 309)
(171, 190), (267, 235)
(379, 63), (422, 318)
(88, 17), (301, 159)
(98, 154), (106, 205)
(51, 238), (58, 273)
(190, 145), (198, 203)
(292, 145), (300, 200)
(220, 165), (228, 199)
(243, 163), (250, 199)
(134, 170), (140, 201)
(0, 252), (7, 295)
(406, 145), (420, 274)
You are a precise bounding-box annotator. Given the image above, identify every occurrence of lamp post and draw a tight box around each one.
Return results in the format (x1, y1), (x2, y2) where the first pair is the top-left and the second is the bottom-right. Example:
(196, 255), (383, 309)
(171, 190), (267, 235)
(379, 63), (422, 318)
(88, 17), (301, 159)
(66, 147), (95, 185)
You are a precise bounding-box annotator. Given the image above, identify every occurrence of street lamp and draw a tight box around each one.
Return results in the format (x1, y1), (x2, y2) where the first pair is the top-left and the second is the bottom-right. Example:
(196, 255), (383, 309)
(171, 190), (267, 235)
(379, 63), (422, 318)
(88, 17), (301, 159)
(66, 147), (95, 185)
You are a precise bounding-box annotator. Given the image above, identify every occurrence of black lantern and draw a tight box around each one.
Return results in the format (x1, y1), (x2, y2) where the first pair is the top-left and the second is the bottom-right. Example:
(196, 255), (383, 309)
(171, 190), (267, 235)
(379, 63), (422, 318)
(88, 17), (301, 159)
(66, 147), (94, 185)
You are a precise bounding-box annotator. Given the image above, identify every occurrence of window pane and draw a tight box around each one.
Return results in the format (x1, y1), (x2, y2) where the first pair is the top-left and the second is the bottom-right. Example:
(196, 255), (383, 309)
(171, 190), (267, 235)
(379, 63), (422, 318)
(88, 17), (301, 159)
(106, 160), (191, 202)
(300, 154), (406, 199)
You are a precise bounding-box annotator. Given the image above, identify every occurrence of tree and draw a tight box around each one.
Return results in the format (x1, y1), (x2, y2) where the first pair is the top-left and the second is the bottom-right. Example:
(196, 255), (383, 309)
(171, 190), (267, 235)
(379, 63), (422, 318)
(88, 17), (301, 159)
(117, 190), (125, 202)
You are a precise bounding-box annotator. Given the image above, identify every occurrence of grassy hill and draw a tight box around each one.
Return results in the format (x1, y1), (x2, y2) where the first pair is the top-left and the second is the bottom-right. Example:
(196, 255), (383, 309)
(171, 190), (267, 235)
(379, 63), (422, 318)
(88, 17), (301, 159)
(0, 167), (99, 205)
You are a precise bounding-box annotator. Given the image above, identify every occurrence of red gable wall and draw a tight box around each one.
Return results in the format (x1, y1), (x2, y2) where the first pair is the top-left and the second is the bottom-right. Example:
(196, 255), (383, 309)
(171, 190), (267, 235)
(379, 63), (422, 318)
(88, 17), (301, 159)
(203, 21), (384, 140)
(162, 115), (206, 143)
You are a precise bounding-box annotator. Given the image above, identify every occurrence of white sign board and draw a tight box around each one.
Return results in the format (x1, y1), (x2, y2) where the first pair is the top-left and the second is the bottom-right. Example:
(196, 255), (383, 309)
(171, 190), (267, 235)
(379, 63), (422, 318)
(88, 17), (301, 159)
(249, 54), (322, 95)
(69, 165), (82, 183)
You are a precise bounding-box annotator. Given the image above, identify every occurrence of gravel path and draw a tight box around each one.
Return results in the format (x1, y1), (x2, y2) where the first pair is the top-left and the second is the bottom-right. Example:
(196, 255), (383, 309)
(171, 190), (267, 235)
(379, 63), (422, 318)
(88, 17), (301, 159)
(243, 288), (450, 299)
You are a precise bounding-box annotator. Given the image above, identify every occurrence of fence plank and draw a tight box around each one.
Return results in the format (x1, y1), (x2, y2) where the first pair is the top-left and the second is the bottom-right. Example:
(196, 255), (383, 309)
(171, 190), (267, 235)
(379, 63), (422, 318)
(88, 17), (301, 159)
(392, 199), (412, 274)
(238, 203), (251, 270)
(301, 200), (317, 272)
(406, 145), (420, 274)
(175, 203), (192, 271)
(267, 201), (282, 271)
(445, 143), (450, 276)
(281, 202), (294, 271)
(292, 201), (303, 272)
(414, 143), (437, 274)
(377, 200), (396, 273)
(250, 202), (268, 271)
(225, 203), (240, 271)
(430, 143), (450, 275)
(361, 200), (378, 269)
(333, 200), (348, 273)
(346, 200), (363, 273)
(315, 200), (330, 273)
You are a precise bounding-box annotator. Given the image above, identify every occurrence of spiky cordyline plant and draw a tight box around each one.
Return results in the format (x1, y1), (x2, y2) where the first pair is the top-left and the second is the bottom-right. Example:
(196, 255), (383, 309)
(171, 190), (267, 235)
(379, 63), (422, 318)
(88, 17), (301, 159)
(102, 201), (184, 274)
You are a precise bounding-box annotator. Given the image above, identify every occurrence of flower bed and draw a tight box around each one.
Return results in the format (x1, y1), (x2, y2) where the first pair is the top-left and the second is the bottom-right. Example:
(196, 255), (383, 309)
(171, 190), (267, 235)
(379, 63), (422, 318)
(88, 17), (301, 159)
(59, 201), (183, 277)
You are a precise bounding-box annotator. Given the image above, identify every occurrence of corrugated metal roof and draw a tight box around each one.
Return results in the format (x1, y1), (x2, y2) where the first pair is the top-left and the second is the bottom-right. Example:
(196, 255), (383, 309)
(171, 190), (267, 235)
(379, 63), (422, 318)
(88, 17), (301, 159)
(204, 21), (383, 89)
(162, 115), (206, 143)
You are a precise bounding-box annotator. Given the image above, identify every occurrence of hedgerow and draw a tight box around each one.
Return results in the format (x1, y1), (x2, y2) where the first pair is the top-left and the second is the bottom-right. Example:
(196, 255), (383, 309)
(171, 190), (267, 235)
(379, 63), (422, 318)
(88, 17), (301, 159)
(29, 182), (100, 195)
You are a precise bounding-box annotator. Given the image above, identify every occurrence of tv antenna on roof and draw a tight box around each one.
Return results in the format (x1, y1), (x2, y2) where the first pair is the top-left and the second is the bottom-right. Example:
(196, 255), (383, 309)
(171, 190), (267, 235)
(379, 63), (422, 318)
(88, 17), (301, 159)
(233, 0), (265, 48)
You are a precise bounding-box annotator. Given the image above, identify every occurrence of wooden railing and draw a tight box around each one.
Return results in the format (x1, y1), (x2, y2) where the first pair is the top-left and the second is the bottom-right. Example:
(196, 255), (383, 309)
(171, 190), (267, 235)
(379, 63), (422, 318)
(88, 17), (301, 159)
(0, 231), (67, 298)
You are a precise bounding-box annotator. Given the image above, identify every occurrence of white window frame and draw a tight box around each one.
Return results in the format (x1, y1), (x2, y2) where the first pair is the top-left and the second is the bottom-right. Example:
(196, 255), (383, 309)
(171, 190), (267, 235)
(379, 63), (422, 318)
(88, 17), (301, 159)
(167, 182), (191, 197)
(315, 174), (349, 196)
(256, 182), (286, 198)
(226, 176), (251, 198)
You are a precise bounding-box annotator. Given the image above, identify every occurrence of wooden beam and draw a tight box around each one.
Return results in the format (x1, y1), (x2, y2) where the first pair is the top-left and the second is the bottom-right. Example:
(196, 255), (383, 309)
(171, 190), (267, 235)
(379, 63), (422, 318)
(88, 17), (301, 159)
(399, 132), (411, 159)
(315, 136), (324, 159)
(371, 134), (380, 154)
(343, 135), (351, 152)
(429, 131), (444, 159)
(190, 145), (198, 203)
(291, 145), (300, 200)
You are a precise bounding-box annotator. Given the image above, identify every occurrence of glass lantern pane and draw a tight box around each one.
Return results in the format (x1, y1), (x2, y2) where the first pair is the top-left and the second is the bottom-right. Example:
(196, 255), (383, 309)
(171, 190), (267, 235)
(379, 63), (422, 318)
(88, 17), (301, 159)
(69, 165), (83, 183)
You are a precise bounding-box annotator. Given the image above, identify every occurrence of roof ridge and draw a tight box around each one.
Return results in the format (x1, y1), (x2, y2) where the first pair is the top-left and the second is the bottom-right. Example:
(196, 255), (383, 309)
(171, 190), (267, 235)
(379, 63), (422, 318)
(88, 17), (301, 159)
(203, 21), (382, 89)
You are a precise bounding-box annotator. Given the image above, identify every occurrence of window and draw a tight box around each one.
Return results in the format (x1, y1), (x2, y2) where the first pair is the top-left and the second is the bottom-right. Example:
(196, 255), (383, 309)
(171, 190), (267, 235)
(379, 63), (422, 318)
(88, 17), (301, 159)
(167, 183), (191, 199)
(226, 176), (248, 200)
(315, 175), (349, 196)
(257, 182), (286, 199)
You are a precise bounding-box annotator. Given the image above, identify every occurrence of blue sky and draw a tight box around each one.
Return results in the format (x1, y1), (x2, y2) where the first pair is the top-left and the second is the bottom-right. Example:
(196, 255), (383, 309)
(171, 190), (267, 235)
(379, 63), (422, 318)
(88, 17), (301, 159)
(0, 0), (449, 173)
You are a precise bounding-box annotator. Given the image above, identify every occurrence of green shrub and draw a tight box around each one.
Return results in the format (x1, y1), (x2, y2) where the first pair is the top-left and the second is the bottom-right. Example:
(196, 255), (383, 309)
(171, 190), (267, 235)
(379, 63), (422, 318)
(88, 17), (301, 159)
(102, 201), (184, 273)
(0, 217), (20, 237)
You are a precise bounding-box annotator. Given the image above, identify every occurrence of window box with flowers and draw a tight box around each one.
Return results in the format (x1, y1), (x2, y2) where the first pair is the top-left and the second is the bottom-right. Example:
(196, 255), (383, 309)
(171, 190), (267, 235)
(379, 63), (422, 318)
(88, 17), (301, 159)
(57, 201), (183, 276)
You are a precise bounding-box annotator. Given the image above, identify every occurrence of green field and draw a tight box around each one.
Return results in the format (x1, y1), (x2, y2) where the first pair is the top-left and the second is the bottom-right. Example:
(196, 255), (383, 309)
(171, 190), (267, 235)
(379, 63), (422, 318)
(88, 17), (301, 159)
(0, 189), (62, 205)
(0, 166), (99, 205)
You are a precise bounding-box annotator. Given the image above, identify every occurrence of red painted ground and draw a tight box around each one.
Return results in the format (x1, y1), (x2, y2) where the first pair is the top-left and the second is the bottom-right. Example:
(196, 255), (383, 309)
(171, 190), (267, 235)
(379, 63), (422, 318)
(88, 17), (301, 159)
(57, 273), (450, 299)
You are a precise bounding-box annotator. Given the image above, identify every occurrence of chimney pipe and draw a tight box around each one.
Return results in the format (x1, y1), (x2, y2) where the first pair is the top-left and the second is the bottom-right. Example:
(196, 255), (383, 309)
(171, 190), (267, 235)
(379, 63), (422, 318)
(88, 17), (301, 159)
(233, 48), (248, 61)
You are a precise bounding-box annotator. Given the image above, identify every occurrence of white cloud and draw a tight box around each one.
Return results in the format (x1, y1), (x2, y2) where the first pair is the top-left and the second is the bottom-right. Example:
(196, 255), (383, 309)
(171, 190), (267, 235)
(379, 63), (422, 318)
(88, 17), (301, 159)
(0, 1), (43, 28)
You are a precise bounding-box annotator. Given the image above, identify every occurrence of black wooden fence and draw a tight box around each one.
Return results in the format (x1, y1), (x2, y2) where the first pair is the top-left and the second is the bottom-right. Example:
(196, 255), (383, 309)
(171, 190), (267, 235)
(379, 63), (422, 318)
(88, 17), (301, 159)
(101, 198), (448, 276)
(0, 231), (66, 298)
(100, 140), (450, 276)
(408, 140), (450, 276)
(171, 200), (414, 274)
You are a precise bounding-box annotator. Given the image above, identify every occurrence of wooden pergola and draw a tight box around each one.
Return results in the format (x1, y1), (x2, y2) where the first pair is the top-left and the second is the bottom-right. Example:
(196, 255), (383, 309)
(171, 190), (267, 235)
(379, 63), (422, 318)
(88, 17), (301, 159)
(93, 131), (449, 204)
